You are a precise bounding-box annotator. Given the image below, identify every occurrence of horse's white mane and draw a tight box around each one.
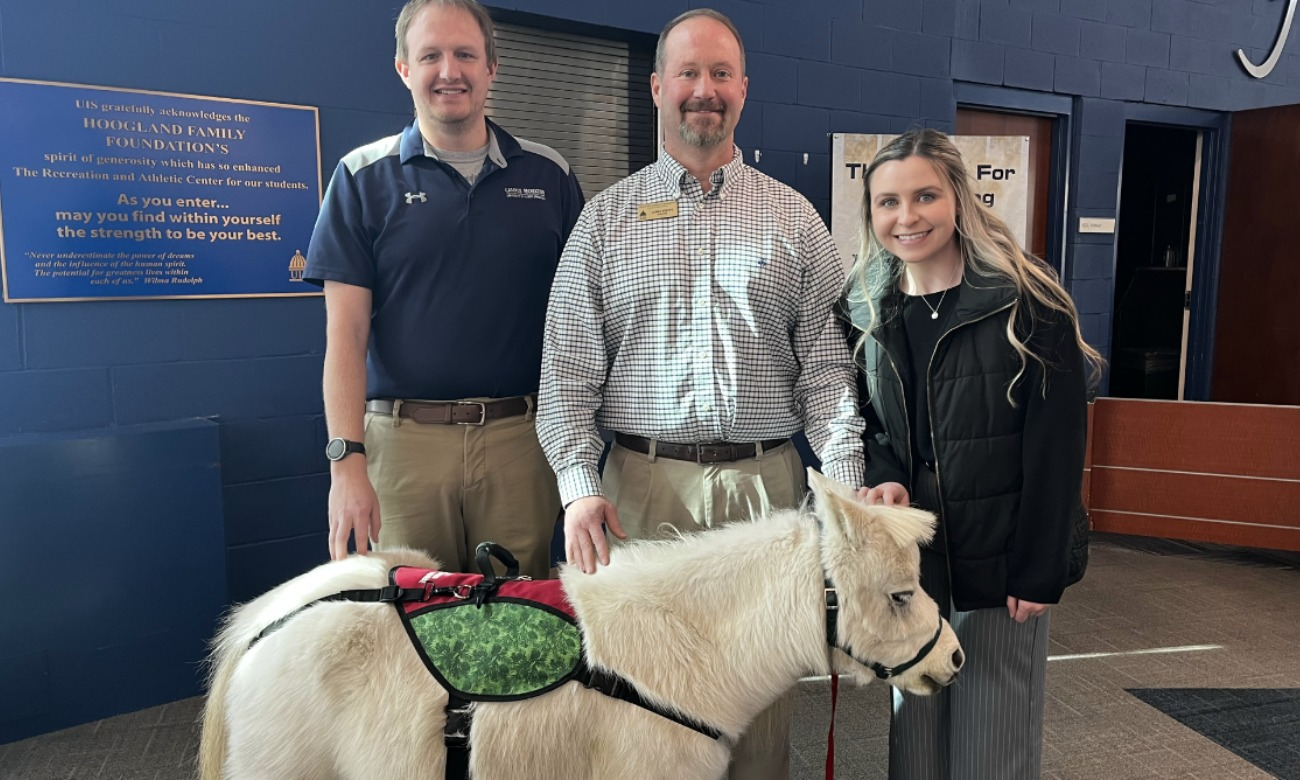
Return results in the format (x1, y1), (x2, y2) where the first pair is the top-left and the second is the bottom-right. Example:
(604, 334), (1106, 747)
(593, 507), (811, 574)
(569, 493), (936, 602)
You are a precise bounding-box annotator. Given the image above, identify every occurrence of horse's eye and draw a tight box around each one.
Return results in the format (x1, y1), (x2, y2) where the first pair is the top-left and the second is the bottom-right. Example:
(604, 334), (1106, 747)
(889, 590), (913, 607)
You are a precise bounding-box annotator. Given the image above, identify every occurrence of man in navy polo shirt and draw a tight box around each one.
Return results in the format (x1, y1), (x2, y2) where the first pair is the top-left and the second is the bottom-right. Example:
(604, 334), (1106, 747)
(304, 0), (584, 579)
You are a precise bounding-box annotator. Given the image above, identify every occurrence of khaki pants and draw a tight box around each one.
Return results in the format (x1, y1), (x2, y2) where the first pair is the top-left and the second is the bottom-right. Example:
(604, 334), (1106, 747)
(603, 439), (805, 780)
(365, 398), (561, 580)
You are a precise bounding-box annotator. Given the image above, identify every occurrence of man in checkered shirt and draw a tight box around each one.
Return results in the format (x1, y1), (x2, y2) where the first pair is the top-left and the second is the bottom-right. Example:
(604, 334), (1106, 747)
(537, 10), (865, 777)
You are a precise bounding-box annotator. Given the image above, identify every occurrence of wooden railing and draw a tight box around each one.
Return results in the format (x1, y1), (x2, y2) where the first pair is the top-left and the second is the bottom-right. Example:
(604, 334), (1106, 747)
(1084, 398), (1300, 551)
(1081, 400), (1300, 551)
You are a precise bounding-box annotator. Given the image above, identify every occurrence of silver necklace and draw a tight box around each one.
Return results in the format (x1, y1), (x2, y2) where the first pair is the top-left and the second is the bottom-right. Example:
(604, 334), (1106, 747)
(917, 288), (948, 320)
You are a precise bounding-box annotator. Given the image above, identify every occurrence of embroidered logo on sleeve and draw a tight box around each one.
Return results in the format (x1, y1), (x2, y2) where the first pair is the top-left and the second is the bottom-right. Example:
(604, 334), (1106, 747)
(505, 187), (547, 200)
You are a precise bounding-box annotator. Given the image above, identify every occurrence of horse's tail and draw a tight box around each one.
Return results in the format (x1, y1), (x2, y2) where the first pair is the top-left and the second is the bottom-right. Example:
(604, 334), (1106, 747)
(198, 602), (245, 780)
(196, 548), (441, 780)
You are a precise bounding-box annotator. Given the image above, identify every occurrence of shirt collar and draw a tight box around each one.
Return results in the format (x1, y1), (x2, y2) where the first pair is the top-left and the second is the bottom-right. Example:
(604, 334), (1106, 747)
(653, 145), (746, 198)
(399, 118), (512, 169)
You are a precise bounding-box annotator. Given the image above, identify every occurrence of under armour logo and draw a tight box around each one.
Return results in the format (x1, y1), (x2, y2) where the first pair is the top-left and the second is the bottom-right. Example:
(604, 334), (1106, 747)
(404, 191), (427, 204)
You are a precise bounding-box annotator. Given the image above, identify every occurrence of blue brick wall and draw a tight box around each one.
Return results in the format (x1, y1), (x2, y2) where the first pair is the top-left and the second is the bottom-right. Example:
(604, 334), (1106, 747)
(951, 0), (1300, 370)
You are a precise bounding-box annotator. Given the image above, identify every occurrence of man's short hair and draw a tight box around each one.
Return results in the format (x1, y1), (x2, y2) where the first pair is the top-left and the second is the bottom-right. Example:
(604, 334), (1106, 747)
(654, 9), (746, 76)
(395, 0), (497, 66)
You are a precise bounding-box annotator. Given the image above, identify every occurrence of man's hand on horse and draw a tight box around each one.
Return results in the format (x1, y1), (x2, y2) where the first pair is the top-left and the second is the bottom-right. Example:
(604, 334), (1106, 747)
(564, 495), (626, 575)
(328, 458), (382, 560)
(856, 482), (910, 506)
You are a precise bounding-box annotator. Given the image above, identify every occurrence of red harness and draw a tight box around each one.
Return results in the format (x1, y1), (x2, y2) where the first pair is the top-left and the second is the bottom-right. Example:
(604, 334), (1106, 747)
(390, 565), (575, 616)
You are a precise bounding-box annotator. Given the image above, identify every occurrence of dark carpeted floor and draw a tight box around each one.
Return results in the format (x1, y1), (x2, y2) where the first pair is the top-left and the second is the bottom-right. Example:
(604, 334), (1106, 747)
(1128, 688), (1300, 780)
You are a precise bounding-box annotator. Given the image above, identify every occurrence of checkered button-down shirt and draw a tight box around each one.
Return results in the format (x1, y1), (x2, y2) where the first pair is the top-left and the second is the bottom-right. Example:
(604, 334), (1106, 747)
(538, 147), (865, 505)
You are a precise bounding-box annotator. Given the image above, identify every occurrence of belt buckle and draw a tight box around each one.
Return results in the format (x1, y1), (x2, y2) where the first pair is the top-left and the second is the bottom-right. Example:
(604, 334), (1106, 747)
(456, 401), (487, 426)
(695, 443), (729, 464)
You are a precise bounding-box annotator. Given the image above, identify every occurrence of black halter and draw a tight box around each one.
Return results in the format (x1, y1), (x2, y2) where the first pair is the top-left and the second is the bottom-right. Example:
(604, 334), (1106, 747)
(823, 579), (944, 680)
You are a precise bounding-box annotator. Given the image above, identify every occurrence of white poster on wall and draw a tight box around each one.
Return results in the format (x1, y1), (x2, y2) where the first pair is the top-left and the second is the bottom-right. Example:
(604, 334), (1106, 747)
(831, 134), (1031, 270)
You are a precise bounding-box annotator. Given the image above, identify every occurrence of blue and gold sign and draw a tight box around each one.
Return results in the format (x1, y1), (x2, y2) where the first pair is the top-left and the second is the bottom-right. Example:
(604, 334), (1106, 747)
(0, 78), (321, 301)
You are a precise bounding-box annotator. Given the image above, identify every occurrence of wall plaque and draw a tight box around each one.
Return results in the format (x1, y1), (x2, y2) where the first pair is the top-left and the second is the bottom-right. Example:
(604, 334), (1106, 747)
(0, 78), (321, 302)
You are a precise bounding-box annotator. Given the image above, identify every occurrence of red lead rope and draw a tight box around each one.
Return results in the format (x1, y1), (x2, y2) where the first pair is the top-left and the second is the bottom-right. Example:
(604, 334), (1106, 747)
(824, 673), (839, 779)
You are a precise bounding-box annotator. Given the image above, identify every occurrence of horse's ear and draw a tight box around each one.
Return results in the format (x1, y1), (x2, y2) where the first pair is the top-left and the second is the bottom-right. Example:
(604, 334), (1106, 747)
(808, 467), (860, 544)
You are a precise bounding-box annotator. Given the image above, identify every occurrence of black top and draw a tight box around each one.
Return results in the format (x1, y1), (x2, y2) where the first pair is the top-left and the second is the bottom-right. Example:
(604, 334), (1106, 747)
(844, 269), (1089, 609)
(901, 283), (962, 472)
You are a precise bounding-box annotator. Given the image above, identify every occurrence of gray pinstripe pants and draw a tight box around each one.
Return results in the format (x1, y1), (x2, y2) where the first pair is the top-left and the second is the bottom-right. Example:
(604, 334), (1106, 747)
(888, 599), (1049, 779)
(888, 468), (1050, 779)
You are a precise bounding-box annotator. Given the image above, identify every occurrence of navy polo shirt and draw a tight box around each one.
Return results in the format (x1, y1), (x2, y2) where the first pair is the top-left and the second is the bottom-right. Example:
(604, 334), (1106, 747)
(304, 120), (584, 400)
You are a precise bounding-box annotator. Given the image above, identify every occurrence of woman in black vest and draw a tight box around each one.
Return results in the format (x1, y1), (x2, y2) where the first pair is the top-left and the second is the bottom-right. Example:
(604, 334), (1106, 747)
(842, 129), (1103, 779)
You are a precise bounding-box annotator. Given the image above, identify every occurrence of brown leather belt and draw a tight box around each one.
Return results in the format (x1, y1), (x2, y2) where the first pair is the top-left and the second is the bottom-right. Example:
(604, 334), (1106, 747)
(614, 433), (789, 464)
(366, 397), (530, 426)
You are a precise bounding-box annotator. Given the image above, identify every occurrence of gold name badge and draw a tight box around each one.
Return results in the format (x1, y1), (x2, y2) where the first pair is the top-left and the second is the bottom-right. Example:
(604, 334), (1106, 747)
(637, 200), (679, 221)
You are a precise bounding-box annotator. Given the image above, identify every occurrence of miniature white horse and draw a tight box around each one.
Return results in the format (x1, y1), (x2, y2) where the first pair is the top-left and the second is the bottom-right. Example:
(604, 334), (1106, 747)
(200, 470), (962, 780)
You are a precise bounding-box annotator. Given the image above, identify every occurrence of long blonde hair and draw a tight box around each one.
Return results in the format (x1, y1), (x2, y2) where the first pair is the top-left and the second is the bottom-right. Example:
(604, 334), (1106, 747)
(847, 128), (1103, 403)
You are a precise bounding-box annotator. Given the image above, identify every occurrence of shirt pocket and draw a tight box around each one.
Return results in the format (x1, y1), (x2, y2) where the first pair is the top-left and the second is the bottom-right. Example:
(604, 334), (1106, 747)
(601, 217), (690, 318)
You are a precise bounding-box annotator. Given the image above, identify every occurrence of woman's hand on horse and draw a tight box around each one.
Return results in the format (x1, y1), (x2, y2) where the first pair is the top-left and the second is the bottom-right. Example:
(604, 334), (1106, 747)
(328, 458), (382, 560)
(857, 482), (910, 506)
(1006, 596), (1050, 623)
(564, 496), (626, 574)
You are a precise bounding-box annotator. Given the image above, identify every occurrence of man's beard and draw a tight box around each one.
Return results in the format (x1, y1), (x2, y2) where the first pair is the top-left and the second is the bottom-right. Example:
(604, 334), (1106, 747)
(677, 100), (727, 148)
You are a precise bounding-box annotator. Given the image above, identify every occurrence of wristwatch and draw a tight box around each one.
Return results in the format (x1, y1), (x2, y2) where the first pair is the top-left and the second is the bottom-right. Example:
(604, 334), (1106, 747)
(325, 437), (366, 462)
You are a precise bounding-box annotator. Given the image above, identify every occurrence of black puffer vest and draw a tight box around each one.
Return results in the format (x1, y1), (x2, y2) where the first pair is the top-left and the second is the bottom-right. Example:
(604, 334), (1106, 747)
(846, 273), (1036, 610)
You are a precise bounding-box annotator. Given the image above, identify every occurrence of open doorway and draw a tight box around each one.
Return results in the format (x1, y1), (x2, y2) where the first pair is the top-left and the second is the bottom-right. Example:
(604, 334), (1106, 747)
(1109, 123), (1200, 400)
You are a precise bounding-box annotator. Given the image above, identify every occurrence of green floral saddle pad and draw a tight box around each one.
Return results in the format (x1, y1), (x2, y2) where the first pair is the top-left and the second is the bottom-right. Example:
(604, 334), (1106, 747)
(391, 566), (583, 701)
